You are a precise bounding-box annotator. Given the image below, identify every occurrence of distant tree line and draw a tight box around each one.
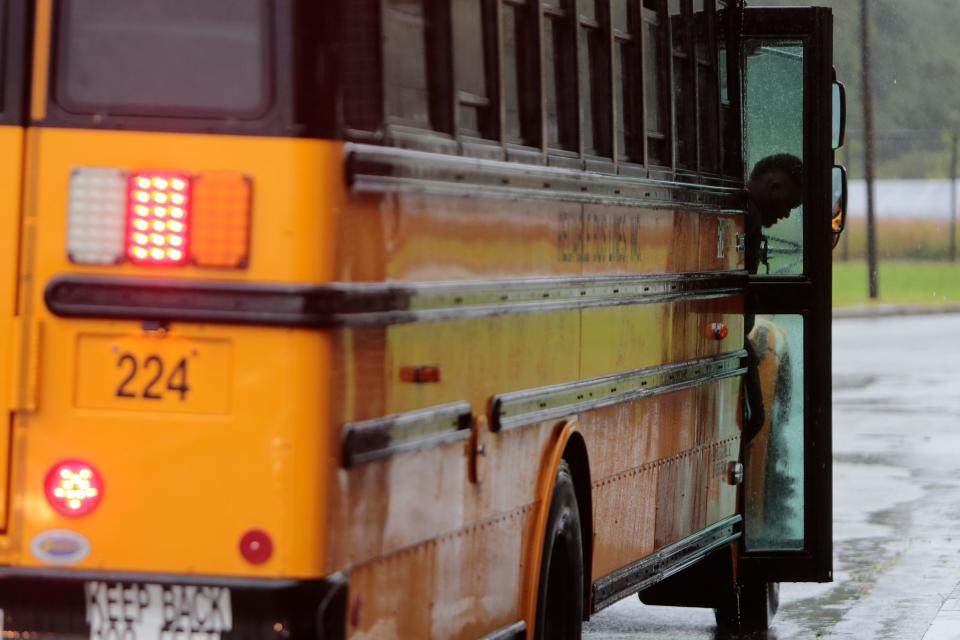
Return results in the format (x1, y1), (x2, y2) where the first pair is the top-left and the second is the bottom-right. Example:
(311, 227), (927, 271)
(750, 0), (960, 179)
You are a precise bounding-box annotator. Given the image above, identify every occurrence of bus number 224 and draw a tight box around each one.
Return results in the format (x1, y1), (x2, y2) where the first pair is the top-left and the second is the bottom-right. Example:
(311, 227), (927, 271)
(115, 353), (190, 401)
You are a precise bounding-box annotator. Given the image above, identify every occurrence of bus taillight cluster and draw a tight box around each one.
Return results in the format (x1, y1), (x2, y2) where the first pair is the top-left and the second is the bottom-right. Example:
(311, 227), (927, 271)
(67, 167), (251, 269)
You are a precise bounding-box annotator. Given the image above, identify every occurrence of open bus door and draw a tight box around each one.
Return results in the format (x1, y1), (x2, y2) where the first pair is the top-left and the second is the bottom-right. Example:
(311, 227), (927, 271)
(739, 6), (836, 589)
(0, 0), (31, 533)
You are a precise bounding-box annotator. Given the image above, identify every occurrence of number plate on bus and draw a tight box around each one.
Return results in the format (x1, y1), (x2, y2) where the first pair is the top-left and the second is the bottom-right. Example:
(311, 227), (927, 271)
(85, 581), (232, 638)
(75, 335), (231, 414)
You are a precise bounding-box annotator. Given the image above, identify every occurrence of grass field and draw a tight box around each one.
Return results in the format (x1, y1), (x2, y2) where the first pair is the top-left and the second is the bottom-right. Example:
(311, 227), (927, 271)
(837, 218), (959, 260)
(833, 260), (960, 307)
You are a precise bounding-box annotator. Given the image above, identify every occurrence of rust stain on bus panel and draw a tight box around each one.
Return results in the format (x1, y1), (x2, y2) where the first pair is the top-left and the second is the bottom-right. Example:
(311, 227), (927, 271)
(331, 439), (471, 568)
(430, 506), (527, 639)
(644, 388), (699, 463)
(578, 402), (648, 482)
(653, 451), (702, 549)
(717, 376), (744, 444)
(698, 377), (742, 527)
(348, 542), (437, 640)
(325, 420), (552, 573)
(666, 299), (701, 364)
(345, 500), (529, 640)
(590, 462), (659, 580)
(668, 210), (701, 273)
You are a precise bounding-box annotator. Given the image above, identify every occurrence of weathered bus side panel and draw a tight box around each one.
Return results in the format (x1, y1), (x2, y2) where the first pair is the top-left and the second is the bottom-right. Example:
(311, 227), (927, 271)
(326, 189), (745, 638)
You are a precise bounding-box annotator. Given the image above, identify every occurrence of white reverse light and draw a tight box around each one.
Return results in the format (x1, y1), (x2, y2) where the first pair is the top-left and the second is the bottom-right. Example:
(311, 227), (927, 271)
(67, 167), (128, 265)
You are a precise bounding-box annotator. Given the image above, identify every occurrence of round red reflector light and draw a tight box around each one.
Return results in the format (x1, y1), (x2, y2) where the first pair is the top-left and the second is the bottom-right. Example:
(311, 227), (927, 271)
(44, 460), (104, 517)
(239, 529), (273, 565)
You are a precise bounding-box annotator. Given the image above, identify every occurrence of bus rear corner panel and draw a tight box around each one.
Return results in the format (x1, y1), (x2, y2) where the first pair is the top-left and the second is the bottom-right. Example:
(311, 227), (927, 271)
(0, 573), (349, 639)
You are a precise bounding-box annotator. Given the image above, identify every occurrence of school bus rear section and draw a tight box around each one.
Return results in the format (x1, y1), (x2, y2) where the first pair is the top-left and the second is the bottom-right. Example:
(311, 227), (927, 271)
(0, 0), (837, 637)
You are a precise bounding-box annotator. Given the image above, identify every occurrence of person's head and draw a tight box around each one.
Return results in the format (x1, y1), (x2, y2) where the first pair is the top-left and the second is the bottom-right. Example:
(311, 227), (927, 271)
(747, 153), (804, 227)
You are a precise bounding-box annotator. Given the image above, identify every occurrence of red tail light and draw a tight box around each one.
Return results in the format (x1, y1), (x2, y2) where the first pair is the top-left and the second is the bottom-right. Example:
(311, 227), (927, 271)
(127, 173), (191, 265)
(239, 529), (273, 565)
(44, 460), (104, 517)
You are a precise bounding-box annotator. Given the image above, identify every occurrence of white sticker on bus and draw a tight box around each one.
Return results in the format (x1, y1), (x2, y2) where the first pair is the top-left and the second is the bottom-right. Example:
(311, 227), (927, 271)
(85, 581), (232, 639)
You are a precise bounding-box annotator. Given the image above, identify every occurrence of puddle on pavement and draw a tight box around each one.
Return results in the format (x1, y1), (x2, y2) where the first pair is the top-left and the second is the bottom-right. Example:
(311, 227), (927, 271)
(832, 374), (878, 391)
(833, 452), (898, 467)
(780, 537), (893, 635)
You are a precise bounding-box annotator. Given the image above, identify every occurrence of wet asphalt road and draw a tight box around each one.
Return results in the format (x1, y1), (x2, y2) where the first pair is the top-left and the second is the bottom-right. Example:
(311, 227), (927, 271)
(584, 313), (960, 639)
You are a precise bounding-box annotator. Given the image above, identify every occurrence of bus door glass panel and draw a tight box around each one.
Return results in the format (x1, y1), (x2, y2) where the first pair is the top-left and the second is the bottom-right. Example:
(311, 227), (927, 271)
(744, 40), (804, 276)
(745, 314), (804, 550)
(742, 39), (805, 551)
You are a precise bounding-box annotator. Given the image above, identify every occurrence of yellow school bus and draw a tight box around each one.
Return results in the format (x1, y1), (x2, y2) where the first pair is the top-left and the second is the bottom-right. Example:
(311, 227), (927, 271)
(0, 0), (843, 637)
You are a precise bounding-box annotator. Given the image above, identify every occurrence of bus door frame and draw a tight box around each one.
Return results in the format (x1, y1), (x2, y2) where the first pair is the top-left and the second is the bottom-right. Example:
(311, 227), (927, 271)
(740, 6), (834, 584)
(0, 0), (33, 532)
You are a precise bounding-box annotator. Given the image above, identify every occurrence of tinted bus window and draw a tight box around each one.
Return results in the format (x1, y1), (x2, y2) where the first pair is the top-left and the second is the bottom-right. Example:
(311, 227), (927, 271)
(643, 0), (669, 165)
(383, 0), (449, 131)
(55, 0), (270, 119)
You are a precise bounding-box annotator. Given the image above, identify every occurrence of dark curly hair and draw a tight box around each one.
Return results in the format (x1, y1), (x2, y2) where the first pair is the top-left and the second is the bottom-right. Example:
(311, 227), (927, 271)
(749, 153), (804, 188)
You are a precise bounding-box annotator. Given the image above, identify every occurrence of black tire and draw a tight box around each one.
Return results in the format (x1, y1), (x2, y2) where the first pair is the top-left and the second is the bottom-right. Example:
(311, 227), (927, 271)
(534, 460), (584, 640)
(714, 579), (779, 633)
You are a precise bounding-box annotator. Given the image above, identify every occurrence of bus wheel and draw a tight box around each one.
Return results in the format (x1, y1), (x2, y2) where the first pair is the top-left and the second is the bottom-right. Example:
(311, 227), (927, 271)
(534, 460), (584, 640)
(715, 579), (779, 633)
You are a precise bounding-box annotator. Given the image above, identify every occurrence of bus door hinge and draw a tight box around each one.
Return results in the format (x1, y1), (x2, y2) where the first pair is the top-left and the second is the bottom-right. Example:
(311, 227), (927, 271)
(10, 317), (41, 414)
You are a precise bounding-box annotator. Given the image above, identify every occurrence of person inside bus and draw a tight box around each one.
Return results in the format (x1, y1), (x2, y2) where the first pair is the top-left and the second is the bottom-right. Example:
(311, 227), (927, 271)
(743, 153), (803, 436)
(744, 153), (804, 276)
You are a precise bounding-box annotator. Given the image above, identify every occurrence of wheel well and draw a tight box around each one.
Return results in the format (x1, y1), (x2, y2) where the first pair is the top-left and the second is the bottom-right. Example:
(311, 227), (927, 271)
(562, 433), (593, 617)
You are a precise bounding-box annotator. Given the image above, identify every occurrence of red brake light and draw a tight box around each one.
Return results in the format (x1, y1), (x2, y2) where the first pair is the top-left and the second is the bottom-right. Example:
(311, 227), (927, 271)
(239, 529), (273, 565)
(127, 173), (191, 265)
(44, 460), (104, 517)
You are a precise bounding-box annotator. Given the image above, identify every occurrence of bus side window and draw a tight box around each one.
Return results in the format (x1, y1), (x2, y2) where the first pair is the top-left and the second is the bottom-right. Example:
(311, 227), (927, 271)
(452, 0), (497, 140)
(578, 0), (612, 158)
(543, 0), (578, 152)
(669, 0), (696, 171)
(383, 0), (451, 132)
(340, 0), (382, 134)
(503, 0), (541, 148)
(694, 0), (720, 174)
(642, 0), (670, 166)
(613, 0), (644, 165)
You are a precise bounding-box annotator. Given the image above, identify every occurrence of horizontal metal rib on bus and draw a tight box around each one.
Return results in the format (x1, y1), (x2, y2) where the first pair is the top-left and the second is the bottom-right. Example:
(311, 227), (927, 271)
(591, 515), (743, 612)
(492, 351), (748, 432)
(479, 621), (527, 640)
(342, 402), (472, 469)
(340, 352), (744, 466)
(44, 271), (748, 328)
(347, 143), (746, 211)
